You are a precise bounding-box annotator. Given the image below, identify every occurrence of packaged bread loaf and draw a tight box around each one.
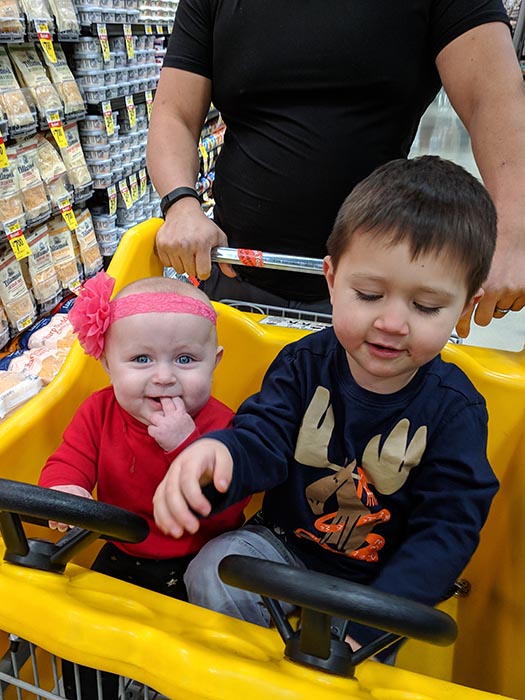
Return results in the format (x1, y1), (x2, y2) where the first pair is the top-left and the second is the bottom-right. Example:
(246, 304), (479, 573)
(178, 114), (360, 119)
(25, 224), (61, 305)
(0, 0), (24, 40)
(0, 300), (9, 349)
(35, 134), (72, 210)
(47, 0), (79, 37)
(8, 44), (62, 123)
(42, 45), (83, 120)
(56, 123), (92, 194)
(26, 312), (74, 350)
(0, 249), (36, 331)
(0, 370), (42, 419)
(73, 208), (103, 277)
(0, 47), (35, 135)
(18, 0), (53, 27)
(7, 345), (68, 385)
(0, 152), (24, 229)
(13, 137), (49, 226)
(47, 216), (82, 292)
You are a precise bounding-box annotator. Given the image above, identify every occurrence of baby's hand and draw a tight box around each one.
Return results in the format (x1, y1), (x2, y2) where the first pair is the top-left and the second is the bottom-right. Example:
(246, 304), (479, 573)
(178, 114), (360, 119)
(148, 397), (195, 452)
(49, 484), (93, 532)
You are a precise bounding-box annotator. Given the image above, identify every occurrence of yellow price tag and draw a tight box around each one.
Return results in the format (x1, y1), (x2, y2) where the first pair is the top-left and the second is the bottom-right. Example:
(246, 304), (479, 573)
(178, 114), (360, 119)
(47, 111), (67, 149)
(156, 24), (164, 35)
(145, 24), (153, 34)
(58, 197), (78, 230)
(5, 221), (30, 260)
(0, 136), (9, 169)
(139, 168), (147, 198)
(108, 184), (117, 216)
(199, 142), (209, 171)
(118, 179), (133, 210)
(125, 95), (137, 129)
(123, 24), (134, 60)
(97, 23), (111, 63)
(102, 101), (115, 137)
(129, 173), (139, 202)
(145, 90), (153, 122)
(35, 22), (57, 63)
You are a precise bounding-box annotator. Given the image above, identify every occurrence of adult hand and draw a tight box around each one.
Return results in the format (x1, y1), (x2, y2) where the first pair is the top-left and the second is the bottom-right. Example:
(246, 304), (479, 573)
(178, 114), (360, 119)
(148, 397), (196, 452)
(155, 198), (236, 280)
(153, 438), (233, 538)
(48, 484), (93, 532)
(456, 235), (525, 338)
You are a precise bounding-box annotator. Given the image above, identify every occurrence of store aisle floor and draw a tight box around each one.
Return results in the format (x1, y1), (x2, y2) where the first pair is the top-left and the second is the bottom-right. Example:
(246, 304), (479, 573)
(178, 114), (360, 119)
(409, 91), (525, 352)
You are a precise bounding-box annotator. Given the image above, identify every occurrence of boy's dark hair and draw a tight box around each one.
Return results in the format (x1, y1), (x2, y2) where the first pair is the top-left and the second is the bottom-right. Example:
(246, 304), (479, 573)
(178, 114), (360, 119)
(326, 155), (497, 299)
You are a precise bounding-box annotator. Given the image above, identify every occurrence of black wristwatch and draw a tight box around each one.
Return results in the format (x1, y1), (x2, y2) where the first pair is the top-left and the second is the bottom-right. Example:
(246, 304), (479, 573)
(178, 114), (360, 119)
(160, 187), (200, 218)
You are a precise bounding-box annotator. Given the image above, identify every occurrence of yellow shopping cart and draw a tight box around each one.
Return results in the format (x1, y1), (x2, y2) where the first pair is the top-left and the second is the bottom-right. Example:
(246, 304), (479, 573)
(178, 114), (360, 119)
(0, 218), (523, 700)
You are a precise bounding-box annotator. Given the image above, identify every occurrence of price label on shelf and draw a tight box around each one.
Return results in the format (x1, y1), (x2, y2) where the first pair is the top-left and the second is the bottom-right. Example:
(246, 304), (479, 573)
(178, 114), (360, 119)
(108, 184), (117, 215)
(155, 24), (164, 35)
(96, 23), (111, 62)
(58, 196), (78, 231)
(35, 21), (56, 63)
(118, 179), (133, 210)
(47, 111), (67, 149)
(125, 95), (137, 130)
(101, 101), (115, 137)
(167, 22), (173, 33)
(129, 173), (139, 202)
(4, 220), (30, 260)
(145, 90), (153, 122)
(123, 24), (134, 60)
(144, 24), (153, 35)
(139, 168), (147, 198)
(0, 135), (9, 168)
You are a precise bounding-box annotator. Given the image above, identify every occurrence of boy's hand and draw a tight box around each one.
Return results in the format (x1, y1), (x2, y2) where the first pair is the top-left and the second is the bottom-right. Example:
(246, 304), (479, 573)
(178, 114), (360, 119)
(48, 485), (93, 532)
(148, 397), (195, 452)
(153, 438), (233, 538)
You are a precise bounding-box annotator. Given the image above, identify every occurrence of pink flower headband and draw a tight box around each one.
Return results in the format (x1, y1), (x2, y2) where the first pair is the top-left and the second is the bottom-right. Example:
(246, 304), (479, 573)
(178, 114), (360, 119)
(69, 271), (217, 359)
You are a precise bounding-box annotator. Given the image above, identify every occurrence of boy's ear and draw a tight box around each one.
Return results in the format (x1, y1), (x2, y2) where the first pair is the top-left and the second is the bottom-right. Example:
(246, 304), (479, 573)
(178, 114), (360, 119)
(215, 345), (224, 368)
(323, 256), (335, 301)
(461, 287), (484, 317)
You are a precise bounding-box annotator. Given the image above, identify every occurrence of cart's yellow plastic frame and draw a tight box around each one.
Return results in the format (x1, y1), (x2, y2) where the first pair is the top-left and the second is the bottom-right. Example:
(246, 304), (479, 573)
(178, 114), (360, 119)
(0, 219), (523, 700)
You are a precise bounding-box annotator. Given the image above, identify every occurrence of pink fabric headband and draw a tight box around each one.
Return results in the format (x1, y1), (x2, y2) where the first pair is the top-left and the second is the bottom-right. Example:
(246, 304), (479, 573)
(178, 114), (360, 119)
(69, 271), (216, 359)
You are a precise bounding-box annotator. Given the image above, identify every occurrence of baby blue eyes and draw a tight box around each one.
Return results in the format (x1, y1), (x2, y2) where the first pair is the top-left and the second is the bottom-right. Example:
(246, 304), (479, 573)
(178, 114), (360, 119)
(132, 355), (194, 364)
(176, 355), (192, 365)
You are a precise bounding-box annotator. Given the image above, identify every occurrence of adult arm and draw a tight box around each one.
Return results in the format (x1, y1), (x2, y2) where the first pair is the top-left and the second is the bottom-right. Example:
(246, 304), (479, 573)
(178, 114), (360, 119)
(146, 67), (234, 279)
(437, 21), (525, 336)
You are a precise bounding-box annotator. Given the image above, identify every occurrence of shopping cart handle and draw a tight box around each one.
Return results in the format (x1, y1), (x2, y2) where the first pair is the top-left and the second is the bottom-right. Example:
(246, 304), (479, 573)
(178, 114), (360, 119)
(0, 478), (149, 574)
(211, 247), (324, 275)
(219, 555), (457, 676)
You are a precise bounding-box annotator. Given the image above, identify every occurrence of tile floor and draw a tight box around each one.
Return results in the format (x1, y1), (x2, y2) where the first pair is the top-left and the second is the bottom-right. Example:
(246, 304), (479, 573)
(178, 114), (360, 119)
(409, 91), (525, 352)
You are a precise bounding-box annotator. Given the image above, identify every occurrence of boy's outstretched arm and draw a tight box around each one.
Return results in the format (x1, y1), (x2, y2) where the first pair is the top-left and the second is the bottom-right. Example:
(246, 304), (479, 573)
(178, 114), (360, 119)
(153, 438), (233, 538)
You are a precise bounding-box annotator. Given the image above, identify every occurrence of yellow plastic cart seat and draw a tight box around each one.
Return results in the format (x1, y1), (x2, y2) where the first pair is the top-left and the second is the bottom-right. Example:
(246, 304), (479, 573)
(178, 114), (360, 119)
(0, 219), (522, 699)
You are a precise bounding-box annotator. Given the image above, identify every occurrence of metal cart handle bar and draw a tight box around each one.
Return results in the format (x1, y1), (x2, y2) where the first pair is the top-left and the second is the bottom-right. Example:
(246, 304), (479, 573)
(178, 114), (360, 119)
(0, 478), (149, 573)
(211, 247), (324, 275)
(219, 554), (457, 676)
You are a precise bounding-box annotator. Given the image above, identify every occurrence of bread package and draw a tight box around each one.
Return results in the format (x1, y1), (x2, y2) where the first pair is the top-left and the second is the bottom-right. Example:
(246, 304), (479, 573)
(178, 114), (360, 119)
(47, 216), (82, 291)
(73, 208), (103, 277)
(0, 370), (42, 419)
(0, 47), (35, 135)
(25, 224), (61, 305)
(8, 44), (62, 123)
(56, 123), (92, 195)
(47, 0), (79, 37)
(0, 152), (24, 228)
(42, 45), (84, 121)
(0, 249), (37, 331)
(0, 0), (24, 39)
(13, 137), (50, 225)
(7, 345), (68, 385)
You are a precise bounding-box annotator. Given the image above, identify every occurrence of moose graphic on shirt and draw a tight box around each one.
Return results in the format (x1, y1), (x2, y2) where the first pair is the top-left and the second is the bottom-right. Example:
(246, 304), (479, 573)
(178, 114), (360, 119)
(293, 386), (427, 562)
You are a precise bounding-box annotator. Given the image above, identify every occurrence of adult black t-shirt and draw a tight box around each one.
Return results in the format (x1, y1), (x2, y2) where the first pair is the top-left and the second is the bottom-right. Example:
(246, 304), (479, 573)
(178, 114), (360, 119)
(164, 0), (510, 300)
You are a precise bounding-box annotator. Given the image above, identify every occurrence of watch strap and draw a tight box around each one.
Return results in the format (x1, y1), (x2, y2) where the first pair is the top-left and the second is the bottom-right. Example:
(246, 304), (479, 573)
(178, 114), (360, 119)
(160, 187), (200, 218)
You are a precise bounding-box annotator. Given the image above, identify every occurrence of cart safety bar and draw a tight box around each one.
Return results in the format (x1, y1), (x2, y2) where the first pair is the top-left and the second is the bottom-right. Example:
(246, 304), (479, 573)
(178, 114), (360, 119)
(211, 248), (324, 275)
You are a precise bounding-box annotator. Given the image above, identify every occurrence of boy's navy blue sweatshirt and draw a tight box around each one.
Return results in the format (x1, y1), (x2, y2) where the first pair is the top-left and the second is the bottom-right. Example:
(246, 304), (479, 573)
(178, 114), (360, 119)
(206, 328), (498, 635)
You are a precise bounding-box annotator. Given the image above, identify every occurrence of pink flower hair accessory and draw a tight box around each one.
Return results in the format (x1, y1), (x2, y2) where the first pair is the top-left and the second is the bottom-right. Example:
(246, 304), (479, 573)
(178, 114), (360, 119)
(69, 271), (115, 359)
(69, 271), (217, 360)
